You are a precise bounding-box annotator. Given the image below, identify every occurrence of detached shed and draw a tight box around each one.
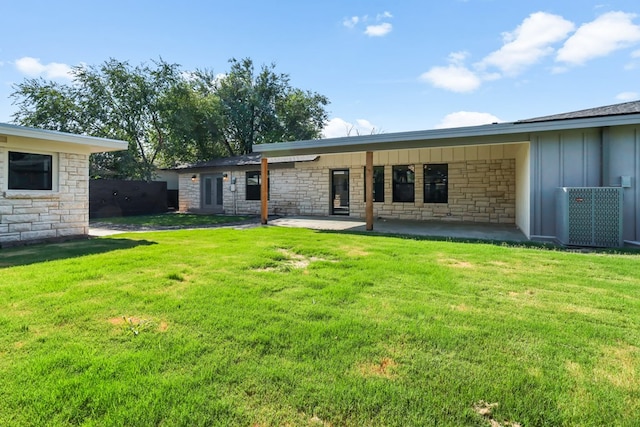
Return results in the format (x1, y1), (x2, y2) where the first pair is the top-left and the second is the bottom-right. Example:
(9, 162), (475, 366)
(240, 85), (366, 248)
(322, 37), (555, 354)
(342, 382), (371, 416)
(0, 123), (127, 246)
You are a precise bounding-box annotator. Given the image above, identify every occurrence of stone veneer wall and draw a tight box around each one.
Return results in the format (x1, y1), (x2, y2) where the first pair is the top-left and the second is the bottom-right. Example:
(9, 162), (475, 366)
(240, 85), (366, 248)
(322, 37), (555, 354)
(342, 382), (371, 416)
(178, 173), (200, 212)
(220, 167), (329, 216)
(178, 144), (521, 224)
(0, 151), (90, 246)
(346, 159), (516, 223)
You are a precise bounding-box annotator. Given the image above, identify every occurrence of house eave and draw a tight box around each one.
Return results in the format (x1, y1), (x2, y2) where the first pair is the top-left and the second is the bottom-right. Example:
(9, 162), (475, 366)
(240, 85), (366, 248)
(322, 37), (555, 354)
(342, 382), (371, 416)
(254, 113), (640, 157)
(0, 123), (128, 153)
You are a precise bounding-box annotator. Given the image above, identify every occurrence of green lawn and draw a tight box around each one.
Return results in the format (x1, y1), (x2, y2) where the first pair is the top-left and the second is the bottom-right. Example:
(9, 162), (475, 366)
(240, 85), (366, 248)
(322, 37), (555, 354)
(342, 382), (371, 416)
(1, 227), (639, 426)
(90, 213), (253, 227)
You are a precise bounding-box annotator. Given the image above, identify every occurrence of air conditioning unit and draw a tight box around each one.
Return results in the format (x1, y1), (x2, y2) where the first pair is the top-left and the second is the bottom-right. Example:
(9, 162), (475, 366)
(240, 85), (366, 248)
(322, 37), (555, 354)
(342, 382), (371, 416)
(556, 187), (623, 247)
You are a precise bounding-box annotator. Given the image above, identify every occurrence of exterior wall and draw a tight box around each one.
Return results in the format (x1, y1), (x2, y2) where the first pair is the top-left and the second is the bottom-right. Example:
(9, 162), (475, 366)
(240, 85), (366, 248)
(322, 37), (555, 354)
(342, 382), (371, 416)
(515, 143), (531, 238)
(178, 173), (200, 212)
(156, 170), (179, 190)
(291, 146), (518, 223)
(178, 143), (523, 225)
(529, 129), (603, 239)
(0, 149), (90, 246)
(604, 125), (640, 242)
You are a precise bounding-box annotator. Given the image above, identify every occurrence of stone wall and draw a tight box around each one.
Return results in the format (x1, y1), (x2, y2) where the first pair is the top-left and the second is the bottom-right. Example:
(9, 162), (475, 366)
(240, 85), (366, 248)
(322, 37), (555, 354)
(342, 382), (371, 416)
(178, 173), (200, 212)
(345, 159), (515, 223)
(177, 144), (521, 224)
(0, 151), (89, 246)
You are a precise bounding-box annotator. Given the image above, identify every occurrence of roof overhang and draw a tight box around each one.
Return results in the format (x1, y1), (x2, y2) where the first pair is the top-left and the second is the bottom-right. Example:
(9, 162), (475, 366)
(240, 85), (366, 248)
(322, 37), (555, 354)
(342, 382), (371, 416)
(174, 154), (319, 173)
(254, 113), (640, 157)
(0, 123), (128, 153)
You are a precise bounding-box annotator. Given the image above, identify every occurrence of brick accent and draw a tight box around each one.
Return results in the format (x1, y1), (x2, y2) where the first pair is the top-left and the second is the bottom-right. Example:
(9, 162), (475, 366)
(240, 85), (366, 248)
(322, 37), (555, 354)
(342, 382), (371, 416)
(1, 150), (90, 245)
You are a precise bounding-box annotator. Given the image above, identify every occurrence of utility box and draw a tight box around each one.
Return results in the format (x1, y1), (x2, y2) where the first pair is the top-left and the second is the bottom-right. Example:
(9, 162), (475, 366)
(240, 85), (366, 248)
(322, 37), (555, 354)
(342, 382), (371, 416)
(556, 187), (624, 247)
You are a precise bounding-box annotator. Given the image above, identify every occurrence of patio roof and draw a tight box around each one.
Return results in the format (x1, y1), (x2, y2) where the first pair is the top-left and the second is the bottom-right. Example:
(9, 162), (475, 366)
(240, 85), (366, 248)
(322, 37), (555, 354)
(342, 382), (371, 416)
(173, 153), (318, 172)
(253, 101), (640, 157)
(517, 100), (640, 123)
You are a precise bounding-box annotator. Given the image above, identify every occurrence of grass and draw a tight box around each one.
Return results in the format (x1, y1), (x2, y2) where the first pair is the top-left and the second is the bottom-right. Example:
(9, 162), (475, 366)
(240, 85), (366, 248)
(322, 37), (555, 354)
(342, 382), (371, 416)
(1, 227), (639, 426)
(90, 212), (253, 227)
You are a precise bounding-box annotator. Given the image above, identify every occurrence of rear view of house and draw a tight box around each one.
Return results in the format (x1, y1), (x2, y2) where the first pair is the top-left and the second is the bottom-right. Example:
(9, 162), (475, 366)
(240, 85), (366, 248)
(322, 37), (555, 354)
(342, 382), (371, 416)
(0, 123), (127, 246)
(177, 101), (640, 247)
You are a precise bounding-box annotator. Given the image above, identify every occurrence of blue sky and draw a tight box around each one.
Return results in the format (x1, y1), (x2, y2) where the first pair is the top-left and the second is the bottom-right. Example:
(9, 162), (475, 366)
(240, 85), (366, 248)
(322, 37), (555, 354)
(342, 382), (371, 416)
(2, 0), (640, 137)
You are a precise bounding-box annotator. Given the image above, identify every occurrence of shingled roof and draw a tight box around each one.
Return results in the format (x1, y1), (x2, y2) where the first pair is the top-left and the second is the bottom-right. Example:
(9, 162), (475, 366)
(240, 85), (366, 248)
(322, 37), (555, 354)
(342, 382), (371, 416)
(517, 100), (640, 124)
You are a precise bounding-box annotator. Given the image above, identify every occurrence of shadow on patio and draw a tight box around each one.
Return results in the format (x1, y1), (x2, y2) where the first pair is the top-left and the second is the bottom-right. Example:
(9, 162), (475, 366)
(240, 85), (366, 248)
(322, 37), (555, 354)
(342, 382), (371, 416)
(269, 216), (528, 242)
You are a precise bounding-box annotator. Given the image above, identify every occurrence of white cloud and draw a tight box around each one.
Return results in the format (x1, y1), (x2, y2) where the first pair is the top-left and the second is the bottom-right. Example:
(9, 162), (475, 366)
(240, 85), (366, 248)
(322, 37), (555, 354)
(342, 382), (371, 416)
(480, 12), (575, 76)
(344, 11), (393, 37)
(420, 64), (481, 93)
(434, 111), (502, 129)
(343, 16), (359, 29)
(632, 49), (640, 58)
(421, 12), (574, 93)
(15, 56), (73, 79)
(557, 11), (640, 65)
(616, 91), (639, 101)
(323, 117), (379, 138)
(365, 22), (392, 37)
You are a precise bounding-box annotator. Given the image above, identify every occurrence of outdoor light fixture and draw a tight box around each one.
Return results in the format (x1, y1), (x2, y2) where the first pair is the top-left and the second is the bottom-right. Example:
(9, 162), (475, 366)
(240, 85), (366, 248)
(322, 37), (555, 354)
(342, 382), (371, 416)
(223, 173), (229, 181)
(191, 174), (197, 182)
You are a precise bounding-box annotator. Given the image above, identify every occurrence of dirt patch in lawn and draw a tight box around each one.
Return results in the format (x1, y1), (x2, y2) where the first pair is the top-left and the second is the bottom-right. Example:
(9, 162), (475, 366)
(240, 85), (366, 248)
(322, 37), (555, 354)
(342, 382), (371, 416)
(508, 290), (535, 297)
(108, 316), (168, 333)
(473, 401), (522, 427)
(339, 244), (369, 257)
(438, 257), (474, 269)
(451, 303), (471, 312)
(254, 248), (332, 272)
(595, 344), (638, 390)
(357, 357), (398, 379)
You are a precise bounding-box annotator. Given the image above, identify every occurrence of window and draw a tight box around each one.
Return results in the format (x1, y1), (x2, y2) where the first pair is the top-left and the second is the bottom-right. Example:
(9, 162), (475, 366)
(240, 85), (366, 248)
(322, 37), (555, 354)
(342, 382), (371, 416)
(8, 151), (53, 190)
(363, 166), (384, 202)
(424, 164), (448, 203)
(246, 171), (269, 200)
(392, 165), (415, 202)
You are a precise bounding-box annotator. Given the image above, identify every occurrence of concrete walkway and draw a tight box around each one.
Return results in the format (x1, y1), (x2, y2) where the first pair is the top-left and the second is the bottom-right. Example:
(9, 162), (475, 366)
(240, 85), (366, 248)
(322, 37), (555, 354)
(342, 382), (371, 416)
(89, 216), (528, 242)
(269, 216), (528, 242)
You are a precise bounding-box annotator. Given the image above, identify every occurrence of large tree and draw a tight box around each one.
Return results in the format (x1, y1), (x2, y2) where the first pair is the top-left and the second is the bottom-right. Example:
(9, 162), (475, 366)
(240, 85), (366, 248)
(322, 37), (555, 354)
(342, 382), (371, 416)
(214, 58), (329, 156)
(11, 57), (329, 179)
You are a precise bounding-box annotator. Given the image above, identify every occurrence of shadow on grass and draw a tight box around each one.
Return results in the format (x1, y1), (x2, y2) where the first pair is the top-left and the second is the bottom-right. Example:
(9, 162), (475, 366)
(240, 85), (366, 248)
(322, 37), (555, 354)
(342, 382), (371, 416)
(315, 228), (640, 254)
(0, 238), (157, 268)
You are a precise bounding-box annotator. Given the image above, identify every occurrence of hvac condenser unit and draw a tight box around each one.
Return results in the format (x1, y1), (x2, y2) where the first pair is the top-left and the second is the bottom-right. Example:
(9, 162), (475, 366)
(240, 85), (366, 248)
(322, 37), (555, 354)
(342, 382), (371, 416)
(556, 187), (623, 247)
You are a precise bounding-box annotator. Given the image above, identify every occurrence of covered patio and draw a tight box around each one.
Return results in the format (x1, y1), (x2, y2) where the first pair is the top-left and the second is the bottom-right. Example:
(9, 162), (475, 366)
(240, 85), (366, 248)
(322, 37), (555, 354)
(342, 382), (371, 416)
(269, 215), (528, 242)
(253, 122), (531, 238)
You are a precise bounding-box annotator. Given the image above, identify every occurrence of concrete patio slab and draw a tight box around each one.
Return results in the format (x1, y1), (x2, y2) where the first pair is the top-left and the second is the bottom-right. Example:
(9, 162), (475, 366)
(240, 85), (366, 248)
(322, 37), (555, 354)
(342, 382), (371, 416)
(269, 216), (528, 242)
(88, 215), (528, 243)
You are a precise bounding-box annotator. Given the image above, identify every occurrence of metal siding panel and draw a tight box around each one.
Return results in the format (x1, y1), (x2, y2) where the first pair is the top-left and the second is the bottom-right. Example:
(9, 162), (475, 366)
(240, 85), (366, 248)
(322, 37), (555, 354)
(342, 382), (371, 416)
(636, 128), (640, 241)
(539, 136), (562, 236)
(608, 126), (639, 240)
(530, 138), (540, 236)
(586, 130), (602, 187)
(560, 131), (598, 187)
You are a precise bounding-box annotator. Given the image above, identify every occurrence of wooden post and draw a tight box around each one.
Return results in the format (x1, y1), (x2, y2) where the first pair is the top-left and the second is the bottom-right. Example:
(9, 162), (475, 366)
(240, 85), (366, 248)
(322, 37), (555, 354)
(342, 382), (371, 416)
(365, 151), (374, 231)
(261, 157), (268, 225)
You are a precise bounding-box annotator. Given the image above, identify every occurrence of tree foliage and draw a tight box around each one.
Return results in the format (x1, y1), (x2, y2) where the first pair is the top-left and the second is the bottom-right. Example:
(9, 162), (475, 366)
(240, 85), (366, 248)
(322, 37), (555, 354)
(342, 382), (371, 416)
(10, 57), (329, 180)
